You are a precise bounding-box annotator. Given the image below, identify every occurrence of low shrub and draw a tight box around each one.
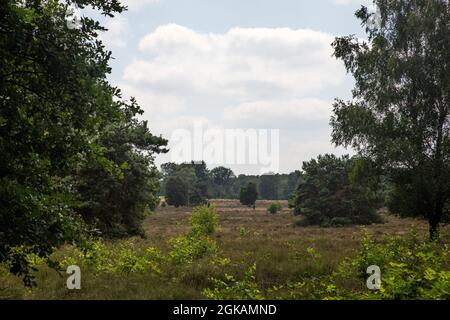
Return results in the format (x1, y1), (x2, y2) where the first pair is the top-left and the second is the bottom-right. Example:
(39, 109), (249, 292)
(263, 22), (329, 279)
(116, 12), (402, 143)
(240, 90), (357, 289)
(267, 202), (283, 214)
(170, 205), (219, 264)
(202, 263), (264, 300)
(169, 234), (217, 264)
(324, 229), (450, 299)
(189, 205), (219, 236)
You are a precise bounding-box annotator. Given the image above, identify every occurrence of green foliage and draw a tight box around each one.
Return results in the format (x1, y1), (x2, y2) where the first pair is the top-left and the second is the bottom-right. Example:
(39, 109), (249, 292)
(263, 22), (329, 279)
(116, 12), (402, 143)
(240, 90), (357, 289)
(331, 0), (450, 238)
(292, 154), (383, 227)
(189, 205), (219, 236)
(59, 240), (164, 276)
(0, 0), (165, 284)
(165, 176), (189, 207)
(202, 264), (264, 300)
(209, 167), (235, 198)
(267, 202), (282, 214)
(161, 164), (300, 201)
(324, 229), (450, 300)
(259, 175), (279, 200)
(169, 205), (219, 264)
(75, 101), (167, 238)
(169, 234), (218, 265)
(163, 162), (209, 207)
(239, 182), (258, 207)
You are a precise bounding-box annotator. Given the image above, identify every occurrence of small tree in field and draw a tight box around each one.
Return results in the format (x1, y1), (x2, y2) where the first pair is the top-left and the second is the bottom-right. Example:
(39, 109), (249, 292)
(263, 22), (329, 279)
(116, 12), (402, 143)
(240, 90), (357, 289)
(291, 154), (383, 227)
(267, 202), (282, 214)
(331, 0), (449, 239)
(166, 176), (188, 207)
(240, 182), (258, 208)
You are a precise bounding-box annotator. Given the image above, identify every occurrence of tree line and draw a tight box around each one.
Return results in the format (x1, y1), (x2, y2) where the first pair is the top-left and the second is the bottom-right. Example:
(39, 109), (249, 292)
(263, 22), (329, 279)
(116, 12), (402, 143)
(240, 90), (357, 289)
(160, 162), (301, 207)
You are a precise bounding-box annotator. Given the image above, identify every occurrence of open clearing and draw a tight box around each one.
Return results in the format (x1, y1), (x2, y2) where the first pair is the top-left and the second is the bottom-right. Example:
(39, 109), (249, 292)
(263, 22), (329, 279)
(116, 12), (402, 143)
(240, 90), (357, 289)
(1, 199), (449, 299)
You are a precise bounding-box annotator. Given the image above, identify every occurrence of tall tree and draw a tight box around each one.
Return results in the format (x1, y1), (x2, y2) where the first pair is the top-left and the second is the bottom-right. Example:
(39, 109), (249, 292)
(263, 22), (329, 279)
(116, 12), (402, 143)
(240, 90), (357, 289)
(331, 0), (449, 239)
(166, 176), (189, 208)
(291, 155), (383, 226)
(210, 166), (235, 198)
(240, 182), (258, 208)
(0, 0), (163, 284)
(75, 100), (167, 238)
(259, 174), (279, 200)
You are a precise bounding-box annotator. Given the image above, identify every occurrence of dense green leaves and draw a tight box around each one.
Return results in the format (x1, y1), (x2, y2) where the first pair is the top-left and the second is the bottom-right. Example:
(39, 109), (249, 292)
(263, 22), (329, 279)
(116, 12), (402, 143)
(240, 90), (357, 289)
(239, 182), (258, 208)
(75, 102), (167, 238)
(331, 0), (450, 238)
(291, 155), (383, 227)
(165, 176), (189, 208)
(163, 161), (209, 207)
(0, 0), (166, 284)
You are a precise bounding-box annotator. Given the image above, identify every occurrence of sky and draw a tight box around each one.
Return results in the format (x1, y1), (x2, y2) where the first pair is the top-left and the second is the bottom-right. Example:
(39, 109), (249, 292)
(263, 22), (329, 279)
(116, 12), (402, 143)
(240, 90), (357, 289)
(88, 0), (373, 175)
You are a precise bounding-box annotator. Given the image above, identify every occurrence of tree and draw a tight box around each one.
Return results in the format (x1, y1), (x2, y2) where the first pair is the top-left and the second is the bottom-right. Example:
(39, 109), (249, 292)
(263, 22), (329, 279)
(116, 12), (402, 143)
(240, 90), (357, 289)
(331, 0), (449, 239)
(210, 166), (235, 198)
(240, 182), (258, 208)
(75, 101), (167, 238)
(259, 174), (279, 200)
(0, 0), (131, 285)
(291, 155), (383, 227)
(161, 161), (209, 206)
(166, 176), (189, 208)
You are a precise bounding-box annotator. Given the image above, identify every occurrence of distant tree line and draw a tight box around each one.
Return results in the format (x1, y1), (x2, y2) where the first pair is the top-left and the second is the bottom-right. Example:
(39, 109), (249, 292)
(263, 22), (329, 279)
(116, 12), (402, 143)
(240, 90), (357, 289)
(160, 162), (301, 206)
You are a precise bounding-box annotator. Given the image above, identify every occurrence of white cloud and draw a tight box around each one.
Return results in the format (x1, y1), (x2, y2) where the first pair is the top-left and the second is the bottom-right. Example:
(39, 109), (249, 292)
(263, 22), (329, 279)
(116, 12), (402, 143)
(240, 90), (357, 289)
(120, 24), (350, 173)
(120, 0), (160, 10)
(333, 0), (374, 7)
(99, 16), (129, 48)
(127, 24), (344, 101)
(224, 99), (333, 128)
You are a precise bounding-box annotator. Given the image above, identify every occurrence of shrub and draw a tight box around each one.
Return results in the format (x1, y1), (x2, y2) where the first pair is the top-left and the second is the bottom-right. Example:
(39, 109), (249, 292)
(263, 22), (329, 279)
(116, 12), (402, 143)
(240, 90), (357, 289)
(60, 240), (163, 275)
(202, 264), (264, 300)
(324, 229), (450, 300)
(267, 202), (282, 214)
(169, 234), (217, 264)
(169, 205), (219, 264)
(189, 205), (219, 236)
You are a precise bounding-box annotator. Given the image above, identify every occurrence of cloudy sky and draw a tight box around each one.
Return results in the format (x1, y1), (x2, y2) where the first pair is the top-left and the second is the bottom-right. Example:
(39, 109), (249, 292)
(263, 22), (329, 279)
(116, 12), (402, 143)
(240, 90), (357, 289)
(91, 0), (372, 174)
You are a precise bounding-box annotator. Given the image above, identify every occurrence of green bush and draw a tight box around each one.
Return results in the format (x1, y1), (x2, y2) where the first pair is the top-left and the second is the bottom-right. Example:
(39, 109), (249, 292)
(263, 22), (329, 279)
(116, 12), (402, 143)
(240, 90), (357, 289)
(267, 202), (282, 214)
(169, 205), (219, 264)
(324, 229), (450, 300)
(59, 240), (164, 275)
(169, 234), (217, 264)
(202, 263), (264, 300)
(189, 205), (219, 236)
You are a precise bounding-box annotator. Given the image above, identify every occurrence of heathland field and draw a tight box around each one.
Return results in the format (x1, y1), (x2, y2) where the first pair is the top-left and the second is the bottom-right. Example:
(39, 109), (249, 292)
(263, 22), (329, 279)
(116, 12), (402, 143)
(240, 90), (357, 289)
(1, 200), (448, 300)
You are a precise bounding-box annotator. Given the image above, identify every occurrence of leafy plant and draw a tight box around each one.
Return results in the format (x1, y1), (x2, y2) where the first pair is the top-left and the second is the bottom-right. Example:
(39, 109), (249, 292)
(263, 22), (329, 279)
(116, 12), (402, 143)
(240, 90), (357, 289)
(267, 202), (282, 214)
(203, 263), (264, 300)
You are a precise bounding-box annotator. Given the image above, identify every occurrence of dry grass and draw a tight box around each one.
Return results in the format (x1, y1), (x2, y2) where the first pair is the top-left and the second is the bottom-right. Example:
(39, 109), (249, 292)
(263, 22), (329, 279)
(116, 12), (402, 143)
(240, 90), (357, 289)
(1, 199), (448, 299)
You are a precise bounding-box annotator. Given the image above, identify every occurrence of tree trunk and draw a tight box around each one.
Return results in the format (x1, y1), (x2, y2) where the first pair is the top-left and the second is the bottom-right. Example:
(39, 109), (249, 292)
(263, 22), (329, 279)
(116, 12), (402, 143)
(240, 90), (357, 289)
(429, 195), (444, 240)
(430, 112), (446, 240)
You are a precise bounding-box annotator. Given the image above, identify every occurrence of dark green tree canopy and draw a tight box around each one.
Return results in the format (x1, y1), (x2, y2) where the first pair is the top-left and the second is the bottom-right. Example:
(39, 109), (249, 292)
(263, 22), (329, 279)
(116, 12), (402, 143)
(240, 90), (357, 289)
(331, 0), (449, 238)
(240, 182), (258, 208)
(259, 174), (279, 200)
(291, 154), (383, 227)
(0, 0), (166, 284)
(165, 176), (189, 208)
